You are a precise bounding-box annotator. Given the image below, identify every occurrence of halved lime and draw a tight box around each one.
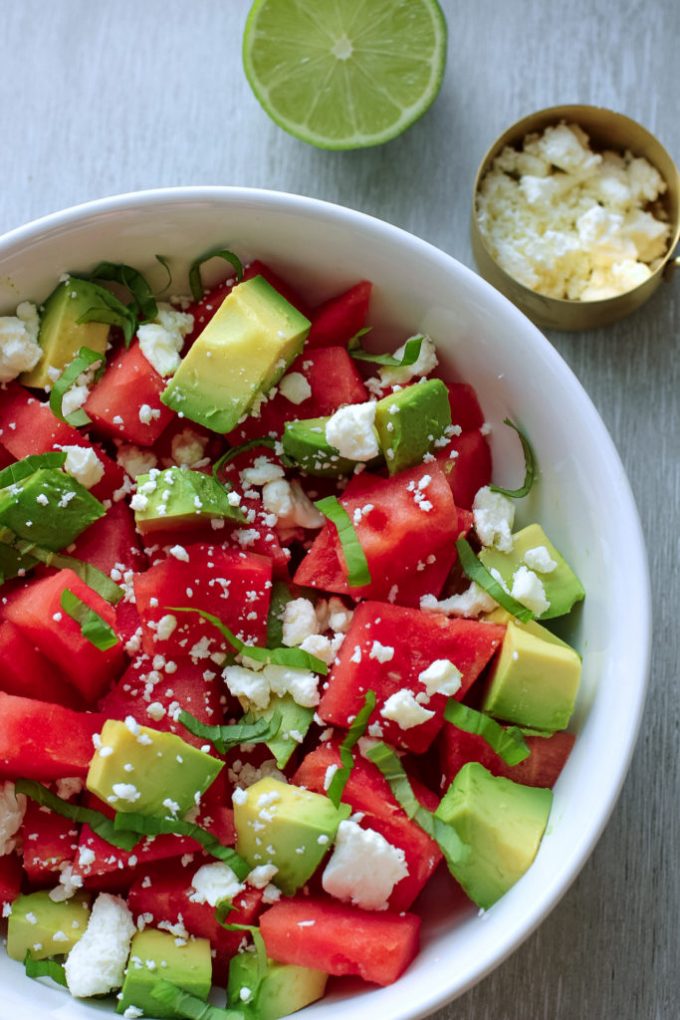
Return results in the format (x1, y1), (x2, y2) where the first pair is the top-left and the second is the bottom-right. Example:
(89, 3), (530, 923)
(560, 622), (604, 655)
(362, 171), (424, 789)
(242, 0), (447, 150)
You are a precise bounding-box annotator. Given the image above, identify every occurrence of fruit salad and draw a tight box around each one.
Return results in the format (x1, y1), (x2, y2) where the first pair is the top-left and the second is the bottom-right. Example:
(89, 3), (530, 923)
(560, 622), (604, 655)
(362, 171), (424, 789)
(0, 251), (585, 1019)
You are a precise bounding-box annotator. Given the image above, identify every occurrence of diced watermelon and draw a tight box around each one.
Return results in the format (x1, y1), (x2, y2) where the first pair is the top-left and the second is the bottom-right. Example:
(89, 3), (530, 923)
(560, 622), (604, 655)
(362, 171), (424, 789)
(70, 500), (146, 577)
(294, 464), (459, 607)
(242, 261), (311, 318)
(4, 569), (125, 704)
(318, 601), (506, 754)
(260, 896), (420, 986)
(0, 852), (22, 906)
(185, 280), (235, 344)
(306, 281), (372, 349)
(20, 799), (79, 886)
(0, 691), (104, 780)
(133, 544), (272, 657)
(293, 743), (442, 911)
(437, 430), (492, 510)
(439, 724), (576, 789)
(84, 342), (174, 446)
(0, 620), (81, 707)
(446, 383), (485, 431)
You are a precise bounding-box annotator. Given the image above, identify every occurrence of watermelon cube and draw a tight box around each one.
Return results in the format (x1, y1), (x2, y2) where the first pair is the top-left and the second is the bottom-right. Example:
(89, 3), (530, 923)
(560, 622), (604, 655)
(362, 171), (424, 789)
(84, 342), (174, 446)
(0, 691), (104, 780)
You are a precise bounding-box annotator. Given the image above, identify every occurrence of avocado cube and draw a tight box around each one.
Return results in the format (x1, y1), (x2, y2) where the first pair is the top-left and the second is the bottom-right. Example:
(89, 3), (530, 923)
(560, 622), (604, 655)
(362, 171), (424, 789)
(132, 466), (245, 534)
(86, 719), (223, 818)
(435, 762), (552, 909)
(375, 378), (452, 475)
(7, 890), (91, 961)
(234, 778), (350, 896)
(282, 417), (358, 477)
(245, 694), (314, 769)
(228, 950), (327, 1019)
(162, 276), (310, 434)
(482, 619), (581, 730)
(118, 929), (212, 1017)
(479, 523), (585, 620)
(20, 279), (110, 389)
(0, 468), (105, 551)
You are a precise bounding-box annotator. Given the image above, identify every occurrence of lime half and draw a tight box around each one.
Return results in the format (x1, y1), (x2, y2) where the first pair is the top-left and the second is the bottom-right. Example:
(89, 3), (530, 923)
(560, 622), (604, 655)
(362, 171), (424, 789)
(242, 0), (447, 150)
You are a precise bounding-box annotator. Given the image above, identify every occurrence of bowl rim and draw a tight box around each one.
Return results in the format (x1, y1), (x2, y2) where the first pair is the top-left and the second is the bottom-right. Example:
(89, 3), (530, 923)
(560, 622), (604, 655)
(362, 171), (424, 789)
(0, 186), (653, 1017)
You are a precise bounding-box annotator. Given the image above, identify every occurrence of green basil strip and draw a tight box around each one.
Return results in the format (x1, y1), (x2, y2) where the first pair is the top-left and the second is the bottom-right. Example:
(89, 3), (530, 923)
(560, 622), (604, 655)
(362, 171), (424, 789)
(177, 709), (282, 755)
(76, 285), (137, 347)
(326, 690), (377, 808)
(113, 812), (250, 880)
(15, 779), (139, 851)
(314, 496), (371, 588)
(455, 538), (534, 623)
(444, 700), (530, 766)
(0, 452), (67, 490)
(212, 437), (277, 480)
(216, 919), (268, 997)
(169, 606), (329, 676)
(150, 980), (246, 1020)
(23, 951), (67, 988)
(84, 261), (157, 322)
(189, 247), (244, 303)
(365, 742), (467, 871)
(60, 589), (119, 651)
(489, 419), (537, 499)
(348, 332), (424, 367)
(11, 541), (123, 604)
(49, 347), (104, 427)
(155, 254), (173, 291)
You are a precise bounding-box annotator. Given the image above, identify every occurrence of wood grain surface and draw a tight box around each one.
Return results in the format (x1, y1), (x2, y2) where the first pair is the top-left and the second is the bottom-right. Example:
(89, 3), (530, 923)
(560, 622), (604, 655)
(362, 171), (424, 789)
(0, 1), (678, 1017)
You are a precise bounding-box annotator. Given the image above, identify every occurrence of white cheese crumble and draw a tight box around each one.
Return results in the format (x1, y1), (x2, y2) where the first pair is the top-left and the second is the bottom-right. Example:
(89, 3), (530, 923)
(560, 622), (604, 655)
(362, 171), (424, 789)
(321, 820), (408, 910)
(0, 781), (26, 855)
(420, 582), (498, 618)
(171, 429), (209, 468)
(240, 457), (285, 487)
(418, 659), (462, 698)
(472, 486), (515, 553)
(137, 302), (194, 377)
(523, 544), (558, 573)
(64, 893), (135, 998)
(0, 301), (42, 382)
(378, 334), (438, 388)
(282, 598), (319, 647)
(278, 371), (312, 405)
(156, 614), (178, 640)
(247, 864), (279, 889)
(325, 401), (380, 461)
(369, 641), (394, 663)
(60, 445), (105, 490)
(223, 664), (271, 710)
(380, 689), (435, 730)
(510, 565), (550, 616)
(189, 862), (244, 906)
(261, 478), (324, 529)
(117, 444), (158, 479)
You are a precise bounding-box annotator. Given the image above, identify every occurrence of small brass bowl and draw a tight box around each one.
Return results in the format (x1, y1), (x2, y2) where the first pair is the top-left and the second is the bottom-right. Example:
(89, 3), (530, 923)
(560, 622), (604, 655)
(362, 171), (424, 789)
(471, 104), (680, 330)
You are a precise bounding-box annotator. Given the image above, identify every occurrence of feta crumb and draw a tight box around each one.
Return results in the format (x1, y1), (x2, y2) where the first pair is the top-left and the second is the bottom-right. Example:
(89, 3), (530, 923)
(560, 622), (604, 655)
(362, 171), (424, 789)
(282, 597), (319, 647)
(369, 640), (394, 663)
(110, 783), (141, 804)
(418, 659), (462, 698)
(378, 334), (438, 387)
(278, 371), (312, 405)
(0, 302), (42, 383)
(189, 862), (244, 906)
(117, 444), (157, 479)
(64, 893), (135, 998)
(265, 664), (320, 708)
(325, 401), (380, 462)
(523, 545), (558, 573)
(224, 664), (270, 710)
(262, 478), (324, 529)
(171, 429), (208, 468)
(168, 544), (190, 562)
(420, 583), (497, 619)
(380, 689), (435, 730)
(138, 403), (161, 425)
(240, 456), (285, 487)
(137, 303), (194, 377)
(247, 864), (278, 889)
(323, 764), (339, 791)
(473, 486), (515, 553)
(321, 820), (408, 910)
(60, 445), (105, 490)
(0, 781), (26, 855)
(510, 565), (550, 616)
(156, 614), (178, 640)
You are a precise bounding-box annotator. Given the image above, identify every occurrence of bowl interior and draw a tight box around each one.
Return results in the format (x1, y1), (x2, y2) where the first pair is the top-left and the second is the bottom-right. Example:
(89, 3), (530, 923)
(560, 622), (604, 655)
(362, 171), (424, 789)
(0, 188), (651, 1020)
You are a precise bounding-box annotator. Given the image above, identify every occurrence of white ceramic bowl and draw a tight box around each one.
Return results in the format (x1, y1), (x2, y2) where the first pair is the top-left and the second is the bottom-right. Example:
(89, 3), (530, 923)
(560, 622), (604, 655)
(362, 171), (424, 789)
(0, 188), (651, 1020)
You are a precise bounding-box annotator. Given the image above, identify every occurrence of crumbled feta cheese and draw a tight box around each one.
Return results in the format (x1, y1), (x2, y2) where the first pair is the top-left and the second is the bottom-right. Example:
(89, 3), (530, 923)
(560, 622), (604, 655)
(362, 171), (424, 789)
(418, 659), (462, 698)
(64, 893), (135, 998)
(247, 864), (278, 889)
(137, 303), (194, 377)
(59, 445), (105, 490)
(0, 781), (26, 855)
(327, 597), (353, 633)
(282, 598), (319, 647)
(262, 478), (324, 529)
(138, 403), (161, 425)
(117, 444), (157, 479)
(510, 566), (550, 616)
(110, 783), (140, 804)
(523, 545), (558, 573)
(265, 664), (320, 708)
(189, 862), (244, 906)
(55, 777), (84, 800)
(369, 640), (394, 663)
(378, 334), (438, 387)
(380, 689), (435, 730)
(156, 614), (178, 640)
(223, 664), (271, 710)
(171, 429), (208, 468)
(130, 493), (149, 511)
(49, 864), (84, 902)
(323, 764), (339, 791)
(0, 302), (42, 382)
(278, 371), (312, 405)
(298, 633), (342, 665)
(168, 544), (190, 562)
(321, 820), (408, 910)
(420, 583), (498, 618)
(473, 486), (515, 553)
(240, 457), (285, 487)
(325, 401), (380, 462)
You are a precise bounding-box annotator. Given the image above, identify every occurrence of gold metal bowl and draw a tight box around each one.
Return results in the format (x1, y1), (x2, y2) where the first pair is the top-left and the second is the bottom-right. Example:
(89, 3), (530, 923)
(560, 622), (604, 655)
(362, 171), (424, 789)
(471, 104), (680, 331)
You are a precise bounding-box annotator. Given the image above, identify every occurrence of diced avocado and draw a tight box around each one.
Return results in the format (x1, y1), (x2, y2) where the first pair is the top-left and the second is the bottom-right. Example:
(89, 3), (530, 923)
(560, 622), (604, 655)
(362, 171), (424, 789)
(281, 417), (358, 477)
(162, 276), (310, 434)
(7, 890), (91, 961)
(86, 719), (223, 818)
(0, 539), (35, 583)
(20, 279), (110, 389)
(228, 950), (327, 1019)
(246, 694), (314, 769)
(374, 379), (451, 475)
(234, 777), (350, 896)
(435, 762), (552, 909)
(481, 618), (581, 730)
(117, 929), (212, 1017)
(0, 468), (104, 550)
(133, 466), (245, 534)
(483, 607), (578, 652)
(479, 523), (585, 620)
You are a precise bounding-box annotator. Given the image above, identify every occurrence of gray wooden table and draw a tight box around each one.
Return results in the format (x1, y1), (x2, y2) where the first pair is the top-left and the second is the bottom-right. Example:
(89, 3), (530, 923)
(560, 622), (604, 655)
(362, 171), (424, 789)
(1, 1), (678, 1017)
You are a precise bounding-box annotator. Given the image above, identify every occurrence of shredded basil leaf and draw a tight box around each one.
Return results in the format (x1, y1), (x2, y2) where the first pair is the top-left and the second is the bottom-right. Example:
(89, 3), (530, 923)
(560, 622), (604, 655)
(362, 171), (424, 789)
(212, 437), (277, 480)
(456, 538), (534, 623)
(314, 495), (371, 588)
(49, 347), (104, 426)
(76, 284), (137, 347)
(444, 700), (530, 766)
(348, 331), (424, 367)
(150, 980), (247, 1020)
(365, 742), (467, 871)
(23, 951), (68, 987)
(113, 812), (250, 880)
(489, 419), (537, 499)
(15, 779), (139, 851)
(0, 452), (67, 490)
(326, 690), (376, 807)
(155, 254), (173, 291)
(189, 247), (244, 303)
(10, 540), (123, 604)
(83, 261), (157, 322)
(60, 588), (119, 651)
(177, 709), (282, 755)
(169, 606), (329, 675)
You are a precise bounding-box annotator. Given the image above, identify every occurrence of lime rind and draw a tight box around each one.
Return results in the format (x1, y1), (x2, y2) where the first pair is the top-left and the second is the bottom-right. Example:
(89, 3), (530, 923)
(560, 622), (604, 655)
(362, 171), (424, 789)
(242, 0), (447, 150)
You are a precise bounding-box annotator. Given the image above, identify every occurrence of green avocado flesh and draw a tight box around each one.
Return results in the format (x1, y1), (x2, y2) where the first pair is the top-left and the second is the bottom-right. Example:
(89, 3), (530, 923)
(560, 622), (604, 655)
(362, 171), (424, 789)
(117, 929), (212, 1017)
(228, 951), (327, 1019)
(281, 416), (358, 477)
(374, 378), (451, 474)
(20, 279), (110, 389)
(435, 762), (552, 909)
(132, 466), (245, 533)
(0, 468), (104, 551)
(246, 693), (314, 769)
(162, 275), (310, 433)
(7, 891), (91, 961)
